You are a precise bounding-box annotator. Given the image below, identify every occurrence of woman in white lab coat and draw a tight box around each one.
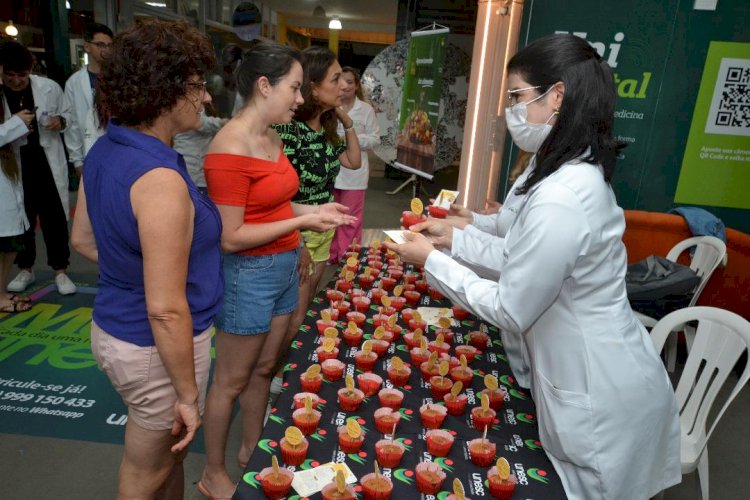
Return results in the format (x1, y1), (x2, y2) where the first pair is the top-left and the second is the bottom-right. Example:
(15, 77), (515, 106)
(387, 34), (681, 499)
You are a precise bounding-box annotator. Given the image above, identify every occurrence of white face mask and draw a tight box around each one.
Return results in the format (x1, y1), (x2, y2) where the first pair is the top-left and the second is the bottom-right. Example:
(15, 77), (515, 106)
(504, 88), (558, 153)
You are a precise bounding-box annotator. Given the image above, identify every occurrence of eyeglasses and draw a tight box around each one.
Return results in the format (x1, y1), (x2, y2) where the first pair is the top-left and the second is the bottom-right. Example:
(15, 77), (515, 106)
(186, 80), (207, 98)
(89, 41), (113, 49)
(506, 85), (545, 107)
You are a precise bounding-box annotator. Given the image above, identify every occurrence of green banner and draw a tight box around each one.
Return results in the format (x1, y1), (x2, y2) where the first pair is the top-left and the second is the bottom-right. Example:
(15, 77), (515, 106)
(396, 27), (448, 175)
(675, 41), (750, 209)
(0, 281), (210, 451)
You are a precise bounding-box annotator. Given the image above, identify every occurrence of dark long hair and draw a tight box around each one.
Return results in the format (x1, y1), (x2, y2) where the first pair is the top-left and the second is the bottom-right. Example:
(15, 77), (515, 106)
(294, 46), (341, 146)
(235, 42), (302, 105)
(508, 34), (625, 195)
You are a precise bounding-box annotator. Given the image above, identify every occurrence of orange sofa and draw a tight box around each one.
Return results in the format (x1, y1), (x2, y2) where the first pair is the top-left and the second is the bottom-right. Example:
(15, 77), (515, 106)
(623, 210), (750, 321)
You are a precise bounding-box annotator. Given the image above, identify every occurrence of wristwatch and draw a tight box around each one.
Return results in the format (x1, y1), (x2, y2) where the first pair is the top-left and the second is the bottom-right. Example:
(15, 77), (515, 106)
(59, 116), (67, 130)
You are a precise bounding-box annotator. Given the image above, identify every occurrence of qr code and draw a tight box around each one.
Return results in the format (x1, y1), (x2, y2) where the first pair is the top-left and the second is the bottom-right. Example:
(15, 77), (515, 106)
(705, 57), (750, 137)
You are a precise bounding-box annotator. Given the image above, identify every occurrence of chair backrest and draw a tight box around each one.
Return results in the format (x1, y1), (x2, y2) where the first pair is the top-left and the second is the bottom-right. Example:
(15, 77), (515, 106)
(650, 306), (750, 452)
(666, 236), (727, 306)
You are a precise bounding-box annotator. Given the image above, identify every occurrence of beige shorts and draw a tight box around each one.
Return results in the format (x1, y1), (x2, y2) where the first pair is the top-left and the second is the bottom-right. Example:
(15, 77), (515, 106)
(90, 321), (212, 431)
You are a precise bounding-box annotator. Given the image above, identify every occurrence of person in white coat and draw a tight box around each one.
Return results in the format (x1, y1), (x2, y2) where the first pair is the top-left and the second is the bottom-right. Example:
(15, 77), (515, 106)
(63, 23), (113, 175)
(0, 76), (35, 312)
(386, 34), (681, 499)
(1, 41), (76, 295)
(329, 66), (381, 263)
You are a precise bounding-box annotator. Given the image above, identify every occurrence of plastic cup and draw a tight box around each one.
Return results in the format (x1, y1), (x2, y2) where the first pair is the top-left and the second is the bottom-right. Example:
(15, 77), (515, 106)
(280, 436), (309, 466)
(455, 345), (479, 363)
(419, 403), (448, 429)
(338, 387), (365, 412)
(387, 364), (412, 387)
(292, 408), (321, 435)
(403, 290), (421, 306)
(443, 392), (469, 416)
(373, 406), (402, 434)
(449, 366), (474, 387)
(321, 481), (356, 500)
(258, 465), (294, 499)
(346, 311), (366, 327)
(488, 469), (518, 499)
(357, 373), (383, 397)
(343, 327), (364, 347)
(352, 296), (371, 312)
(375, 439), (405, 468)
(354, 350), (378, 372)
(300, 372), (323, 393)
(402, 210), (426, 230)
(377, 388), (404, 410)
(415, 461), (447, 495)
(480, 387), (508, 411)
(428, 205), (449, 219)
(360, 472), (393, 500)
(337, 425), (365, 454)
(429, 376), (453, 400)
(468, 330), (490, 349)
(468, 438), (497, 467)
(292, 392), (320, 410)
(425, 429), (454, 457)
(316, 346), (339, 363)
(471, 406), (497, 432)
(321, 359), (345, 382)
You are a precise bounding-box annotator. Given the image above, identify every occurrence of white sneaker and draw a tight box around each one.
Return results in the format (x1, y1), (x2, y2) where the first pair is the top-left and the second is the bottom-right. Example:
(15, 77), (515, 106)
(7, 270), (35, 292)
(55, 273), (77, 295)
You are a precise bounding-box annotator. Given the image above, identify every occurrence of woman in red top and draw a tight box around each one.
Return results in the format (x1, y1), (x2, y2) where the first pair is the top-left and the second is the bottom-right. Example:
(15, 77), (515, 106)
(199, 43), (354, 499)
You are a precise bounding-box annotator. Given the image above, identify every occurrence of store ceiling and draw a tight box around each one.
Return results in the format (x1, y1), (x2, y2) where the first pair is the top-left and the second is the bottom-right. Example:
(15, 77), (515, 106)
(262, 0), (399, 33)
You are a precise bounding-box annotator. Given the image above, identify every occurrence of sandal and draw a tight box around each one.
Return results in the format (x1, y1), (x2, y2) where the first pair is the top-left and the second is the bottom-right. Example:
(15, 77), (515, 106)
(9, 294), (31, 303)
(1, 299), (33, 313)
(197, 480), (234, 500)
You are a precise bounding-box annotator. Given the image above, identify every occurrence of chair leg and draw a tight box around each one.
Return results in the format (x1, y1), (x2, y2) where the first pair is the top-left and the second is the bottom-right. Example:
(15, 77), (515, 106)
(697, 450), (709, 500)
(666, 330), (678, 372)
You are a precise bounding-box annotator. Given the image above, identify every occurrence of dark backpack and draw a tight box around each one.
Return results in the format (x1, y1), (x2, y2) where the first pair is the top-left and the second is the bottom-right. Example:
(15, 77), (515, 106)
(626, 255), (701, 319)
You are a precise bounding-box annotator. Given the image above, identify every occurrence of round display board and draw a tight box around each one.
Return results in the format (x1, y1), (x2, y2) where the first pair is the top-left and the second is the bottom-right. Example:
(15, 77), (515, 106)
(362, 39), (471, 171)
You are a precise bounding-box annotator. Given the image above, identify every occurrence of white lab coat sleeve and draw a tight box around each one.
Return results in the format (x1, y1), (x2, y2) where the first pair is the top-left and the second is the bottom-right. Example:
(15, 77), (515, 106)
(0, 115), (29, 147)
(63, 80), (84, 166)
(470, 212), (500, 235)
(357, 104), (381, 151)
(450, 226), (505, 281)
(424, 183), (590, 334)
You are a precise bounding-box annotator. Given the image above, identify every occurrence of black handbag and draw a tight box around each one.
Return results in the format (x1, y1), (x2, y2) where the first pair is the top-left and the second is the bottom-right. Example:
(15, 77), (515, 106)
(626, 255), (701, 319)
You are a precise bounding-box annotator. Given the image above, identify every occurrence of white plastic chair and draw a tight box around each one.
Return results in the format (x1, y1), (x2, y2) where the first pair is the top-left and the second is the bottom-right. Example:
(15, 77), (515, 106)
(650, 306), (750, 500)
(634, 236), (727, 370)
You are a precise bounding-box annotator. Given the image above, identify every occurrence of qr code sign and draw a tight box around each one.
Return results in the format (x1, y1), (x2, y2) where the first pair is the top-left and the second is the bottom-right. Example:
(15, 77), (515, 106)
(705, 57), (750, 137)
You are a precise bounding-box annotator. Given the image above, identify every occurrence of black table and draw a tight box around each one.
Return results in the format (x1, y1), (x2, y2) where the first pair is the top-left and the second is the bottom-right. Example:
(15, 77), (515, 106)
(235, 251), (566, 499)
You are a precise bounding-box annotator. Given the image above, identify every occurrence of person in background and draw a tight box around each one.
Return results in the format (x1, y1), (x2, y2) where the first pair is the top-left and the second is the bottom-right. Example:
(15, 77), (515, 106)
(63, 22), (113, 176)
(0, 56), (35, 313)
(198, 42), (354, 499)
(386, 34), (681, 498)
(173, 103), (227, 194)
(328, 66), (380, 264)
(70, 19), (223, 499)
(1, 41), (76, 296)
(275, 46), (361, 361)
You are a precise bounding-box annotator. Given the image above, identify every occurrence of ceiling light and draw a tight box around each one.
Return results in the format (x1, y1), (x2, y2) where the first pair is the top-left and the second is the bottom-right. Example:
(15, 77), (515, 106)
(329, 16), (342, 30)
(5, 21), (18, 37)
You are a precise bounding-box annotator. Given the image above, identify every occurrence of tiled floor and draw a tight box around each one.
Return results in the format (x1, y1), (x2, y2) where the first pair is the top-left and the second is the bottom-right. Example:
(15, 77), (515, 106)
(1, 159), (747, 499)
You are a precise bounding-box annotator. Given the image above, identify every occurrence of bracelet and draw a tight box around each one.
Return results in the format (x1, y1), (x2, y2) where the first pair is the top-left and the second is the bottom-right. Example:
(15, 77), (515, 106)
(344, 124), (355, 132)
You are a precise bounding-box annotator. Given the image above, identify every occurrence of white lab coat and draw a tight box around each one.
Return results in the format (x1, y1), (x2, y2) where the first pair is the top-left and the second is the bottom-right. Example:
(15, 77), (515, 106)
(334, 98), (380, 190)
(63, 67), (93, 167)
(2, 75), (72, 219)
(425, 158), (681, 499)
(450, 164), (534, 388)
(0, 115), (31, 237)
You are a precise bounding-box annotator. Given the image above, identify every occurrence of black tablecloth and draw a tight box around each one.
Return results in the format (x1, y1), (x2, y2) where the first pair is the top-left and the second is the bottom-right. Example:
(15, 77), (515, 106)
(235, 251), (566, 499)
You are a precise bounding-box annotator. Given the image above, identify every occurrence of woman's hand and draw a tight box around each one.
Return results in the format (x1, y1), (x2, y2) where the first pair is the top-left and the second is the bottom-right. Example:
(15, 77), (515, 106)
(476, 199), (502, 215)
(410, 219), (455, 250)
(334, 106), (354, 129)
(383, 231), (435, 267)
(170, 400), (201, 453)
(297, 246), (313, 285)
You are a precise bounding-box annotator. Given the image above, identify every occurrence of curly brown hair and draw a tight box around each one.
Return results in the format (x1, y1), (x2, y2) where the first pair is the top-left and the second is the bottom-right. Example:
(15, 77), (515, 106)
(98, 19), (216, 127)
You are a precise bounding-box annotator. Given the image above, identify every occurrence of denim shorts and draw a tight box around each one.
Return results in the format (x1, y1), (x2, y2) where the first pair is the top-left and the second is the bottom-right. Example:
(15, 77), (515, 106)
(216, 248), (300, 335)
